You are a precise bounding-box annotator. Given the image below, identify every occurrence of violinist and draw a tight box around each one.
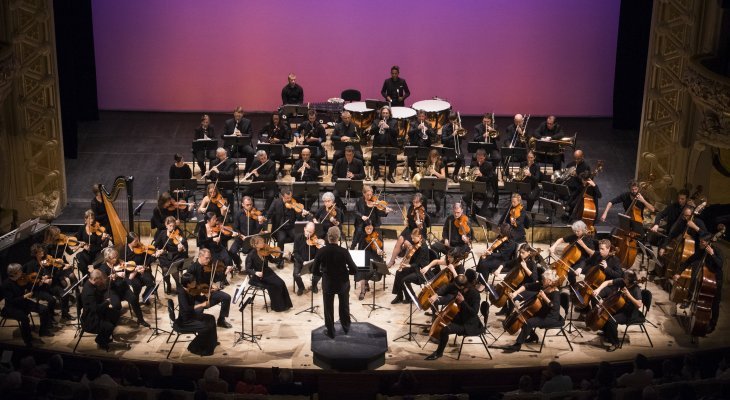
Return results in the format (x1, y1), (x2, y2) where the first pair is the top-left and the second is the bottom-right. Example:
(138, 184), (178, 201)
(406, 110), (435, 175)
(568, 170), (602, 223)
(332, 145), (366, 208)
(242, 150), (278, 210)
(94, 248), (150, 328)
(74, 209), (111, 274)
(313, 192), (344, 235)
(441, 113), (465, 182)
(354, 221), (385, 300)
(351, 185), (390, 250)
(504, 269), (563, 353)
(418, 149), (447, 215)
(2, 263), (54, 347)
(152, 191), (192, 232)
(170, 153), (193, 180)
(80, 269), (118, 351)
(387, 193), (430, 269)
(177, 273), (219, 356)
(593, 270), (644, 351)
(222, 106), (254, 173)
(246, 236), (293, 312)
(122, 233), (157, 304)
(473, 113), (502, 169)
(206, 148), (237, 206)
(23, 243), (72, 321)
(295, 109), (326, 160)
(390, 229), (431, 304)
(676, 232), (723, 333)
(186, 248), (233, 328)
(193, 114), (216, 175)
(499, 193), (531, 243)
(154, 216), (188, 295)
(651, 189), (689, 248)
(370, 106), (399, 183)
(197, 183), (229, 219)
(463, 148), (498, 216)
(425, 274), (483, 360)
(292, 147), (321, 183)
(519, 151), (541, 211)
(91, 184), (111, 234)
(476, 223), (518, 278)
(196, 212), (235, 272)
(229, 196), (266, 270)
(42, 225), (71, 260)
(600, 180), (655, 223)
(549, 220), (596, 285)
(331, 112), (363, 164)
(266, 188), (310, 258)
(257, 112), (291, 176)
(493, 243), (541, 317)
(431, 202), (472, 256)
(292, 222), (324, 296)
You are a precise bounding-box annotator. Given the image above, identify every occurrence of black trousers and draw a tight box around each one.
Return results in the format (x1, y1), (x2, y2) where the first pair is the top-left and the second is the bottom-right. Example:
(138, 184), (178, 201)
(158, 255), (183, 291)
(229, 237), (252, 268)
(109, 284), (145, 322)
(371, 153), (397, 177)
(602, 312), (643, 345)
(435, 323), (468, 354)
(401, 269), (429, 300)
(517, 316), (562, 344)
(2, 301), (51, 344)
(178, 314), (218, 354)
(525, 187), (540, 211)
(33, 287), (60, 314)
(128, 270), (155, 301)
(443, 154), (464, 177)
(293, 260), (322, 291)
(195, 290), (230, 320)
(86, 318), (117, 346)
(194, 150), (216, 174)
(274, 228), (296, 250)
(230, 145), (256, 173)
(77, 250), (100, 274)
(476, 256), (505, 277)
(322, 281), (351, 335)
(420, 189), (445, 213)
(242, 185), (277, 210)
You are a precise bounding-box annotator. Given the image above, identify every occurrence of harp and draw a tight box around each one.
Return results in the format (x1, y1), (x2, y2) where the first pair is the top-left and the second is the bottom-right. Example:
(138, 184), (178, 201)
(99, 176), (134, 246)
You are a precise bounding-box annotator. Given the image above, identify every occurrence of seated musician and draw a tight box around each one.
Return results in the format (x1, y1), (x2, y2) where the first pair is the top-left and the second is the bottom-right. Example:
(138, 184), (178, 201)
(533, 115), (565, 170)
(562, 149), (591, 195)
(600, 180), (655, 223)
(193, 114), (216, 175)
(186, 248), (233, 328)
(587, 239), (625, 295)
(91, 184), (111, 233)
(294, 109), (326, 160)
(229, 196), (266, 271)
(170, 153), (193, 181)
(313, 192), (344, 235)
(462, 148), (498, 216)
(24, 243), (73, 321)
(593, 270), (644, 351)
(520, 151), (541, 211)
(568, 170), (602, 223)
(412, 246), (470, 297)
(504, 269), (562, 353)
(281, 73), (303, 105)
(80, 269), (119, 351)
(476, 223), (518, 278)
(197, 183), (229, 219)
(74, 209), (111, 274)
(387, 193), (430, 268)
(42, 226), (78, 291)
(2, 263), (54, 347)
(121, 233), (156, 304)
(350, 185), (390, 251)
(370, 106), (399, 183)
(419, 149), (447, 215)
(406, 110), (435, 176)
(206, 147), (238, 206)
(178, 273), (219, 356)
(493, 244), (541, 317)
(197, 212), (236, 272)
(154, 216), (188, 295)
(265, 187), (311, 260)
(94, 247), (150, 328)
(390, 229), (431, 304)
(427, 269), (481, 315)
(332, 145), (366, 208)
(222, 106), (254, 173)
(292, 222), (323, 296)
(354, 221), (387, 301)
(424, 274), (483, 360)
(499, 193), (531, 243)
(650, 189), (689, 242)
(504, 114), (528, 148)
(246, 236), (293, 312)
(152, 191), (193, 232)
(441, 113), (465, 182)
(242, 150), (278, 211)
(473, 113), (502, 169)
(331, 111), (363, 164)
(549, 220), (596, 285)
(381, 65), (410, 107)
(292, 147), (321, 182)
(258, 112), (291, 176)
(431, 202), (472, 256)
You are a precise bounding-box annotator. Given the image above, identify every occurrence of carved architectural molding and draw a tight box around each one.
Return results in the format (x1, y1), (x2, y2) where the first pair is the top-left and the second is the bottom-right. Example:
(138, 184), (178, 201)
(683, 55), (730, 149)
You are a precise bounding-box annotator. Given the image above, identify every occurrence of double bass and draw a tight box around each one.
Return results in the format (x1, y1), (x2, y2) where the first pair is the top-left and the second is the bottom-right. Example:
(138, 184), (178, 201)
(612, 183), (649, 269)
(662, 202), (707, 282)
(578, 160), (604, 233)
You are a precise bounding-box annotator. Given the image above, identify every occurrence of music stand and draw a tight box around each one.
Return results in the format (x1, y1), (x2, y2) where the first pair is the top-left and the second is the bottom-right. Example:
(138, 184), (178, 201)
(501, 146), (527, 177)
(215, 180), (237, 210)
(467, 142), (496, 154)
(538, 197), (566, 246)
(363, 260), (390, 317)
(296, 260), (321, 316)
(233, 295), (262, 349)
(393, 286), (422, 347)
(192, 139), (218, 176)
(334, 179), (364, 245)
(503, 181), (532, 198)
(294, 221), (324, 237)
(333, 139), (363, 156)
(365, 99), (389, 110)
(144, 281), (170, 342)
(292, 181), (321, 211)
(419, 177), (448, 217)
(403, 146), (431, 178)
(256, 143), (286, 171)
(240, 181), (277, 210)
(222, 135), (251, 161)
(459, 180), (488, 216)
(541, 181), (570, 201)
(475, 215), (494, 245)
(371, 146), (400, 192)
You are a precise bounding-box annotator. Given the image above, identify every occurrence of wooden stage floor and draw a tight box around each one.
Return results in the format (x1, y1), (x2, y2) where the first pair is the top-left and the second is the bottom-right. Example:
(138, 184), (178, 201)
(2, 238), (729, 371)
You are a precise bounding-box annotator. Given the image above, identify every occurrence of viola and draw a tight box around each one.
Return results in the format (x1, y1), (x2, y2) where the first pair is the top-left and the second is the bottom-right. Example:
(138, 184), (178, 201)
(89, 222), (106, 236)
(284, 198), (306, 214)
(307, 234), (324, 248)
(202, 259), (225, 274)
(209, 193), (227, 209)
(509, 204), (523, 227)
(246, 208), (264, 220)
(41, 255), (65, 268)
(212, 224), (238, 237)
(168, 228), (183, 245)
(165, 199), (194, 212)
(364, 230), (383, 253)
(481, 236), (508, 259)
(323, 205), (340, 224)
(16, 272), (40, 287)
(132, 242), (157, 255)
(412, 205), (426, 226)
(453, 214), (471, 236)
(257, 244), (283, 258)
(503, 293), (546, 334)
(366, 195), (389, 211)
(56, 233), (79, 247)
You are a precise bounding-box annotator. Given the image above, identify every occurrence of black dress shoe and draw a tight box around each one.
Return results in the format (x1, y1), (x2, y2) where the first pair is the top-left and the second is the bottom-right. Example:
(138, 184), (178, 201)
(425, 352), (443, 361)
(297, 288), (304, 296)
(503, 343), (521, 353)
(342, 325), (350, 334)
(325, 330), (335, 339)
(606, 343), (619, 352)
(138, 320), (151, 328)
(62, 312), (76, 321)
(217, 320), (232, 329)
(391, 296), (404, 304)
(358, 291), (366, 301)
(373, 173), (381, 181)
(312, 286), (319, 294)
(387, 175), (395, 183)
(39, 330), (55, 338)
(526, 332), (539, 343)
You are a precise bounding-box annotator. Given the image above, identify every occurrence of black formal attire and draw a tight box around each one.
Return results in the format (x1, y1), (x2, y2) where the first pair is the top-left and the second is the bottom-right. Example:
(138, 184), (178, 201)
(680, 244), (723, 330)
(381, 77), (410, 106)
(75, 226), (109, 274)
(292, 234), (322, 292)
(265, 197), (303, 249)
(245, 252), (292, 312)
(295, 120), (326, 160)
(499, 205), (532, 243)
(473, 123), (502, 168)
(476, 238), (517, 276)
(196, 222), (233, 267)
(150, 206), (189, 233)
(418, 160), (446, 213)
(91, 197), (111, 234)
(22, 258), (65, 316)
(519, 161), (542, 211)
(434, 288), (483, 355)
(397, 205), (430, 248)
(533, 121), (565, 169)
(242, 159), (277, 210)
(193, 125), (217, 174)
(586, 253), (624, 297)
(154, 228), (188, 292)
(281, 83), (303, 104)
(177, 289), (218, 355)
(258, 122), (291, 174)
(312, 243), (358, 336)
(229, 210), (265, 267)
(406, 124), (434, 174)
(441, 123), (465, 177)
(514, 284), (562, 345)
(504, 123), (530, 148)
(600, 279), (644, 346)
(314, 205), (344, 236)
(569, 184), (602, 223)
(609, 192), (648, 214)
(222, 117), (255, 172)
(431, 215), (473, 256)
(187, 261), (231, 322)
(498, 257), (543, 315)
(96, 262), (147, 324)
(652, 201), (686, 247)
(560, 233), (597, 285)
(370, 117), (399, 179)
(1, 278), (52, 345)
(667, 216), (707, 244)
(207, 157), (238, 206)
(462, 159), (498, 215)
(292, 158), (320, 182)
(80, 280), (118, 346)
(562, 160), (591, 198)
(331, 122), (363, 163)
(120, 245), (156, 301)
(353, 233), (384, 283)
(169, 163), (193, 180)
(391, 244), (431, 301)
(332, 157), (365, 208)
(350, 196), (387, 250)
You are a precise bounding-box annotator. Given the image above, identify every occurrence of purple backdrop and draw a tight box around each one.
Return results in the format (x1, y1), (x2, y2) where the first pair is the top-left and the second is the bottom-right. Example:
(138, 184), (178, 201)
(92, 0), (620, 116)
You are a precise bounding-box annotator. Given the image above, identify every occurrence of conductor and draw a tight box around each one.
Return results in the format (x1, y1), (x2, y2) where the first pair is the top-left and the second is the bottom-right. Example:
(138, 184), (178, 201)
(312, 227), (358, 338)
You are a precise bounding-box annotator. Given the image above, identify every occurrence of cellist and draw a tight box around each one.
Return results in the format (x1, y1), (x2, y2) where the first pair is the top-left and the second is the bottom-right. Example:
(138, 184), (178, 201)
(600, 180), (655, 223)
(676, 232), (724, 333)
(499, 194), (531, 243)
(493, 243), (541, 317)
(593, 270), (644, 352)
(549, 220), (596, 285)
(586, 239), (625, 295)
(504, 269), (562, 353)
(476, 223), (518, 278)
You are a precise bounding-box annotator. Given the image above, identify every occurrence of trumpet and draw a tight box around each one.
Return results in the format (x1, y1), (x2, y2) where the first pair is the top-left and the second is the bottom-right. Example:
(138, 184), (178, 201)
(378, 116), (387, 135)
(419, 121), (428, 140)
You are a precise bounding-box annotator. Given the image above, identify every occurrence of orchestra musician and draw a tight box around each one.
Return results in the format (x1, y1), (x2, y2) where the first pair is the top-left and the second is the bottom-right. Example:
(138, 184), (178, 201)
(80, 269), (119, 351)
(295, 109), (326, 161)
(389, 229), (431, 304)
(23, 243), (73, 321)
(258, 112), (291, 176)
(473, 113), (502, 169)
(406, 110), (435, 176)
(533, 115), (565, 170)
(292, 147), (320, 183)
(207, 147), (238, 206)
(265, 187), (311, 259)
(418, 149), (447, 215)
(593, 270), (645, 351)
(493, 243), (541, 317)
(476, 223), (518, 278)
(193, 114), (216, 175)
(676, 231), (724, 333)
(151, 191), (193, 232)
(313, 192), (344, 235)
(587, 239), (625, 296)
(292, 222), (323, 296)
(229, 196), (266, 271)
(94, 247), (150, 328)
(568, 170), (602, 223)
(387, 193), (430, 269)
(504, 114), (528, 147)
(431, 202), (472, 256)
(370, 106), (399, 183)
(186, 248), (233, 328)
(427, 269), (481, 315)
(519, 151), (541, 211)
(549, 220), (596, 285)
(381, 65), (410, 107)
(666, 205), (707, 250)
(222, 106), (254, 173)
(91, 184), (111, 233)
(424, 274), (483, 360)
(154, 216), (188, 295)
(74, 209), (111, 274)
(350, 185), (390, 251)
(650, 189), (689, 239)
(499, 193), (531, 243)
(504, 269), (562, 353)
(196, 212), (236, 272)
(281, 73), (303, 105)
(197, 183), (229, 219)
(463, 148), (498, 216)
(240, 150), (277, 209)
(170, 153), (193, 181)
(332, 145), (366, 208)
(3, 263), (54, 347)
(42, 227), (78, 292)
(562, 149), (591, 195)
(441, 113), (466, 182)
(178, 272), (219, 356)
(121, 232), (157, 304)
(331, 111), (363, 164)
(353, 221), (385, 300)
(600, 180), (656, 223)
(246, 236), (293, 312)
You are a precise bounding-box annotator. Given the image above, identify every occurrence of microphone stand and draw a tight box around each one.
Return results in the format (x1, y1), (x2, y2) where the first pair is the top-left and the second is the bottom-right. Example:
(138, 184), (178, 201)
(146, 262), (175, 342)
(393, 284), (422, 347)
(233, 296), (262, 349)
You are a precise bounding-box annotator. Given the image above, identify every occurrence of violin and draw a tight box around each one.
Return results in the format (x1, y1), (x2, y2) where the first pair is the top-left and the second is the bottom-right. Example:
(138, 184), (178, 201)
(307, 234), (325, 248)
(41, 255), (65, 268)
(365, 230), (383, 253)
(284, 198), (306, 214)
(246, 208), (264, 220)
(454, 214), (471, 236)
(89, 222), (106, 236)
(16, 272), (40, 287)
(168, 228), (183, 245)
(509, 204), (523, 227)
(132, 242), (157, 255)
(202, 259), (225, 274)
(56, 233), (79, 247)
(257, 244), (283, 258)
(165, 199), (194, 212)
(209, 192), (228, 209)
(366, 195), (389, 211)
(412, 205), (426, 226)
(323, 205), (340, 224)
(211, 224), (238, 237)
(481, 235), (508, 259)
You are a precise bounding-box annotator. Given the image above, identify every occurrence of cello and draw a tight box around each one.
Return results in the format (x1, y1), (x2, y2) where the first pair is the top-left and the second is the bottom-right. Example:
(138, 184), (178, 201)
(585, 278), (646, 331)
(612, 182), (649, 269)
(416, 250), (468, 310)
(550, 240), (583, 286)
(428, 300), (460, 341)
(663, 202), (707, 282)
(575, 247), (616, 306)
(489, 249), (542, 308)
(577, 160), (604, 233)
(503, 294), (546, 335)
(670, 224), (723, 306)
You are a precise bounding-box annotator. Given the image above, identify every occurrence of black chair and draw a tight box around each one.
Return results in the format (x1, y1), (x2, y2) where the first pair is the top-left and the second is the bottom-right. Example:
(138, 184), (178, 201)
(166, 298), (197, 359)
(620, 289), (654, 348)
(73, 299), (89, 353)
(341, 89), (361, 102)
(242, 277), (270, 313)
(534, 291), (574, 353)
(453, 300), (493, 360)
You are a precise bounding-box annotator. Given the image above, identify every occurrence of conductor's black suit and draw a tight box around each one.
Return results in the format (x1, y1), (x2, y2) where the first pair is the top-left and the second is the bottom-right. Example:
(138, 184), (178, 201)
(312, 242), (357, 337)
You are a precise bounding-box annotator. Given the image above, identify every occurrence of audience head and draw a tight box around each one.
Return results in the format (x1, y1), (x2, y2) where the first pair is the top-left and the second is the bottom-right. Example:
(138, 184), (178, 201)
(203, 365), (220, 382)
(634, 353), (649, 370)
(85, 360), (104, 381)
(158, 360), (174, 377)
(243, 368), (257, 384)
(518, 374), (533, 392)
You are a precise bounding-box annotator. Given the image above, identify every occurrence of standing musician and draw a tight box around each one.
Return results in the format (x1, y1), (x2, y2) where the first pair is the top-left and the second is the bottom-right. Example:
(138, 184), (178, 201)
(370, 106), (399, 183)
(568, 170), (602, 223)
(80, 269), (118, 351)
(170, 153), (193, 181)
(265, 187), (311, 258)
(154, 216), (188, 295)
(206, 147), (238, 206)
(331, 111), (363, 163)
(74, 209), (111, 274)
(193, 114), (216, 175)
(242, 150), (278, 211)
(121, 233), (156, 304)
(473, 113), (502, 169)
(476, 223), (518, 278)
(258, 112), (291, 176)
(246, 236), (293, 312)
(519, 150), (542, 211)
(229, 196), (266, 271)
(549, 220), (596, 285)
(418, 149), (447, 215)
(387, 193), (430, 269)
(186, 248), (233, 328)
(292, 222), (323, 296)
(292, 147), (320, 183)
(424, 274), (483, 360)
(2, 263), (54, 347)
(381, 65), (410, 107)
(197, 212), (236, 271)
(281, 73), (303, 105)
(332, 145), (366, 208)
(312, 227), (358, 338)
(23, 243), (73, 321)
(441, 113), (466, 182)
(593, 270), (645, 351)
(651, 189), (689, 241)
(431, 202), (472, 256)
(666, 205), (707, 248)
(390, 229), (431, 304)
(350, 185), (390, 250)
(504, 114), (528, 147)
(676, 231), (724, 333)
(94, 247), (150, 328)
(504, 269), (562, 353)
(151, 191), (193, 232)
(600, 180), (655, 223)
(197, 183), (229, 219)
(492, 243), (541, 317)
(406, 110), (435, 176)
(295, 109), (326, 161)
(178, 273), (219, 356)
(463, 148), (498, 216)
(222, 106), (254, 173)
(313, 192), (344, 235)
(91, 184), (111, 234)
(499, 193), (531, 243)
